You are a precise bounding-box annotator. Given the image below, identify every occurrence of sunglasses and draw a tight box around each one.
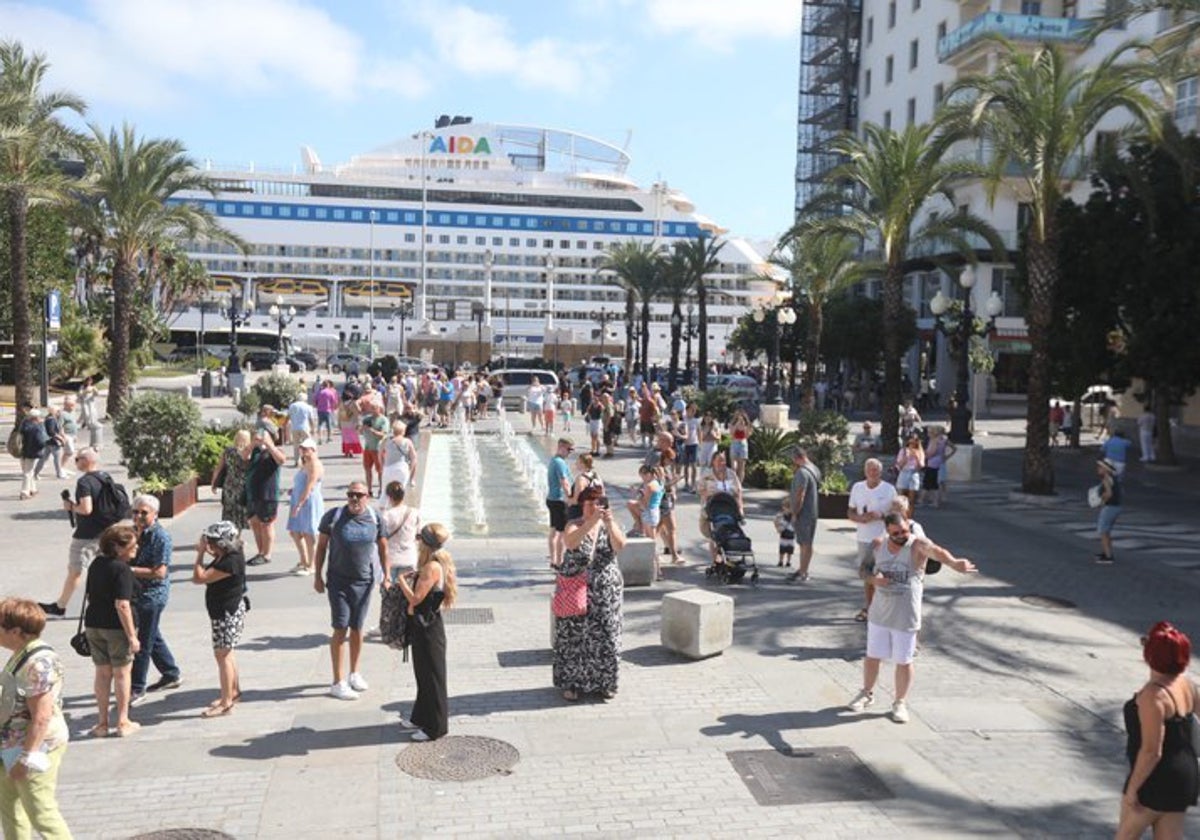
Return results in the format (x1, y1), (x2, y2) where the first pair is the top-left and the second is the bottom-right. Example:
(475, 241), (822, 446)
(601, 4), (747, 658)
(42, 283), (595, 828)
(133, 510), (153, 518)
(346, 491), (368, 500)
(887, 530), (909, 539)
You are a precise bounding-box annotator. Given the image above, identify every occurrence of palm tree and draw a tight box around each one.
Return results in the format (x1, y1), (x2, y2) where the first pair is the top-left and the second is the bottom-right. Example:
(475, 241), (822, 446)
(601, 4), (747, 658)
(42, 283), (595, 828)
(81, 123), (239, 416)
(672, 236), (723, 390)
(598, 241), (652, 375)
(807, 122), (1004, 453)
(661, 253), (695, 391)
(773, 223), (869, 411)
(0, 40), (86, 408)
(942, 39), (1163, 494)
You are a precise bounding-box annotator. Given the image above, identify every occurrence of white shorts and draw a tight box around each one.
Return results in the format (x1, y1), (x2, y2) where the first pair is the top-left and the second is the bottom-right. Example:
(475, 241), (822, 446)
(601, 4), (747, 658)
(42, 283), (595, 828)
(866, 622), (918, 665)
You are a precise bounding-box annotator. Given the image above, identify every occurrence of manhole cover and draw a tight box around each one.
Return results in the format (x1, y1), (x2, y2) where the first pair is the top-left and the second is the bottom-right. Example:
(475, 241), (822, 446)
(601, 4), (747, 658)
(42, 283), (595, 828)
(443, 607), (494, 625)
(128, 832), (236, 840)
(395, 735), (519, 781)
(1019, 594), (1077, 609)
(726, 747), (893, 806)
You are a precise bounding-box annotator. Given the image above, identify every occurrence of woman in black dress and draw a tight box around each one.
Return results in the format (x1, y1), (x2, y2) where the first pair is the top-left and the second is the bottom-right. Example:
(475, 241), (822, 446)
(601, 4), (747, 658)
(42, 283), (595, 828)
(394, 522), (456, 741)
(191, 521), (248, 718)
(553, 485), (627, 702)
(1117, 621), (1199, 839)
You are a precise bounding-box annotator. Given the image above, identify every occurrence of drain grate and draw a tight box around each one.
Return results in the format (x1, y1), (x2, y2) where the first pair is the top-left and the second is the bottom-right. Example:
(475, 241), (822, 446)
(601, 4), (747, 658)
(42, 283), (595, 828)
(442, 607), (494, 625)
(726, 747), (893, 806)
(128, 832), (236, 840)
(1019, 594), (1077, 610)
(396, 735), (520, 781)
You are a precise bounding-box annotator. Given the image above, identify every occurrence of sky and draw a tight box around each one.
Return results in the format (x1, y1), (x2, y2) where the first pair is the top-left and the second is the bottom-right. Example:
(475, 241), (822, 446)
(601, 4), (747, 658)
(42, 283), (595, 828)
(2, 0), (804, 243)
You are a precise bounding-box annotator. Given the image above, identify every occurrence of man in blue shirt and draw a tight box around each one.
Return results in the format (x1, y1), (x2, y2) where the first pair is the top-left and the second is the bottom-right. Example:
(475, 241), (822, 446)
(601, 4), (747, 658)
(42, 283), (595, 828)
(129, 495), (181, 704)
(1101, 430), (1133, 477)
(546, 437), (575, 567)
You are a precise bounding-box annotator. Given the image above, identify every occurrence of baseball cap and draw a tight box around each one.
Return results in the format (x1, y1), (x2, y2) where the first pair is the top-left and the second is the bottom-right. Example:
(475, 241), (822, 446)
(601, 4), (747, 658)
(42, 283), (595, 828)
(299, 438), (318, 450)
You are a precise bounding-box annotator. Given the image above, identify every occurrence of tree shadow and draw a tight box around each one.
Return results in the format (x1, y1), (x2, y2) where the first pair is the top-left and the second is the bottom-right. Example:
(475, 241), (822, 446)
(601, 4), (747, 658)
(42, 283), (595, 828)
(395, 686), (563, 717)
(701, 708), (859, 754)
(495, 648), (553, 668)
(621, 644), (687, 667)
(62, 683), (328, 727)
(210, 722), (406, 761)
(239, 633), (329, 652)
(12, 510), (73, 523)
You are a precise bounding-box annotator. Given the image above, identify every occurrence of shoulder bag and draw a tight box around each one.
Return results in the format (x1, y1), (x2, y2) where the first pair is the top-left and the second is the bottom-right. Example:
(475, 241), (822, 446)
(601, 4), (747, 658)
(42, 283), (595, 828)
(69, 592), (91, 658)
(552, 532), (597, 618)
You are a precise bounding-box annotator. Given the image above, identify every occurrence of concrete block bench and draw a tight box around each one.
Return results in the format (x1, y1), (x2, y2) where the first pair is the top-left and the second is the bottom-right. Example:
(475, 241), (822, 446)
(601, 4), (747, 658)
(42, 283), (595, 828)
(618, 537), (657, 587)
(660, 588), (733, 659)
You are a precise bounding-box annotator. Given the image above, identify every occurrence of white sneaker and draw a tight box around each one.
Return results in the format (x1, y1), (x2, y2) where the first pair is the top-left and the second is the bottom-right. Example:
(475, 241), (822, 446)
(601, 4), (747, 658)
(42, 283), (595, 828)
(891, 700), (910, 724)
(847, 689), (875, 712)
(347, 672), (369, 692)
(410, 730), (431, 742)
(397, 716), (418, 730)
(329, 681), (359, 701)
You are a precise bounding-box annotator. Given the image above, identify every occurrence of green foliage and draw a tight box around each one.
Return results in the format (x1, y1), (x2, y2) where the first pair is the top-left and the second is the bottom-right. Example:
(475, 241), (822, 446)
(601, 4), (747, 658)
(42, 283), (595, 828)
(748, 426), (799, 465)
(794, 410), (852, 483)
(194, 427), (233, 478)
(251, 372), (302, 412)
(819, 470), (850, 494)
(744, 460), (794, 490)
(113, 391), (204, 485)
(821, 294), (917, 376)
(0, 203), (74, 338)
(236, 388), (260, 418)
(678, 386), (738, 423)
(49, 305), (108, 381)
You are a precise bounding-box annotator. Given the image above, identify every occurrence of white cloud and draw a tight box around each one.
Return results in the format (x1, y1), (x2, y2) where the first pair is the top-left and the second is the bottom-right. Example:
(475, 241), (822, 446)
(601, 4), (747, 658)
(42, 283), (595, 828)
(643, 0), (803, 49)
(408, 2), (605, 95)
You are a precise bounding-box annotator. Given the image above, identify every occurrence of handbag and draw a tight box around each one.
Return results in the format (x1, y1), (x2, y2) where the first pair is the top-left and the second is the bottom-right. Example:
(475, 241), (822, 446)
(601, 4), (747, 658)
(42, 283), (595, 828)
(1087, 484), (1104, 509)
(69, 593), (91, 658)
(379, 582), (412, 658)
(552, 533), (598, 618)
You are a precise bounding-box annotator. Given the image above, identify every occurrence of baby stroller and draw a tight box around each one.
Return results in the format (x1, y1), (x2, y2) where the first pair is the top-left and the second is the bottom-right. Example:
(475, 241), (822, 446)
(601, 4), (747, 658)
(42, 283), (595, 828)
(703, 492), (759, 585)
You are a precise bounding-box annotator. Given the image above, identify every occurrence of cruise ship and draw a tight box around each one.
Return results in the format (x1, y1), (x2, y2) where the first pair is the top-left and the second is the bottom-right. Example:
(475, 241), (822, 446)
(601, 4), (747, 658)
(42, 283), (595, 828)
(173, 117), (777, 365)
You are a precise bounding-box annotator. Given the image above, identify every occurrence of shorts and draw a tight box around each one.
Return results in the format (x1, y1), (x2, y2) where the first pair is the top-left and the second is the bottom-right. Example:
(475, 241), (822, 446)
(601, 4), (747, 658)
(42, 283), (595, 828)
(660, 493), (674, 515)
(62, 435), (76, 456)
(779, 542), (795, 556)
(289, 428), (310, 445)
(527, 402), (542, 414)
(327, 576), (373, 630)
(210, 603), (247, 649)
(247, 498), (279, 522)
(922, 466), (940, 491)
(588, 420), (602, 438)
(866, 622), (918, 665)
(546, 499), (568, 532)
(69, 538), (100, 574)
(682, 443), (699, 466)
(1097, 505), (1122, 535)
(641, 508), (662, 529)
(897, 468), (922, 492)
(855, 541), (876, 579)
(362, 449), (382, 472)
(639, 420), (656, 435)
(730, 439), (748, 460)
(85, 627), (134, 667)
(699, 443), (717, 469)
(792, 515), (816, 545)
(317, 410), (333, 430)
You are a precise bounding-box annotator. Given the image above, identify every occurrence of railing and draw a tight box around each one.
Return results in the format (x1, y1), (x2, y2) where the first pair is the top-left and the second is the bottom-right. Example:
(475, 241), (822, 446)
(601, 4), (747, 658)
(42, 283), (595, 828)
(938, 12), (1091, 61)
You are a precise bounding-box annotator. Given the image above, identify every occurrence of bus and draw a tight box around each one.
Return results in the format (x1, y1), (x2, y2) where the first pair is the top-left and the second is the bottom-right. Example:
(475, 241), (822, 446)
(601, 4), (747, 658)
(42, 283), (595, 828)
(162, 328), (294, 364)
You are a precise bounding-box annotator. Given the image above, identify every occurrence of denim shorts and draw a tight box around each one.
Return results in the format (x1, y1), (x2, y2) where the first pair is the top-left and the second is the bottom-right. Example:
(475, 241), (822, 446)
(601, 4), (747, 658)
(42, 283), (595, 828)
(1097, 505), (1122, 535)
(327, 575), (374, 630)
(730, 439), (748, 460)
(682, 444), (699, 466)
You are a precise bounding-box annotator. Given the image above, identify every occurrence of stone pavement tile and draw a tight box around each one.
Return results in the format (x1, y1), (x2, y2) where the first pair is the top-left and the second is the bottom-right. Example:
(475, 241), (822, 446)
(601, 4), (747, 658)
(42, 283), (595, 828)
(256, 764), (381, 835)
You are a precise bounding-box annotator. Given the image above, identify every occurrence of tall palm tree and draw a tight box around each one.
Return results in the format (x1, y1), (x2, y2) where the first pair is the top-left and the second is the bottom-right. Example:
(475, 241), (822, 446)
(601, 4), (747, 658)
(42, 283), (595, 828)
(773, 223), (869, 411)
(661, 253), (695, 391)
(598, 241), (653, 375)
(807, 122), (1004, 453)
(942, 39), (1163, 494)
(0, 40), (86, 408)
(81, 123), (239, 416)
(672, 236), (722, 390)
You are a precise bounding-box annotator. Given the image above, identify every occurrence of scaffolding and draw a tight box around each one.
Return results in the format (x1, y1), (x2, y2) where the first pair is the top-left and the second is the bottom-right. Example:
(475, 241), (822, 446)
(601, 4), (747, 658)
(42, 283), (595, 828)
(795, 0), (863, 217)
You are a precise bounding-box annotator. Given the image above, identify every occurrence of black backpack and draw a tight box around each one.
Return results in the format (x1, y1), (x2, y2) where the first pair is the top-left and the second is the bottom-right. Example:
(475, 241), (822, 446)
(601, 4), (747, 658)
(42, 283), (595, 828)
(92, 472), (132, 526)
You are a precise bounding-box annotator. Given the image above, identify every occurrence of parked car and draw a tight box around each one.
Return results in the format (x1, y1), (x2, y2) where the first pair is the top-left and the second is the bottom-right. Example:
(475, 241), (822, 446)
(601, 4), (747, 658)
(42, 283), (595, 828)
(327, 352), (370, 374)
(292, 350), (320, 371)
(242, 350), (306, 373)
(707, 374), (761, 403)
(495, 369), (560, 410)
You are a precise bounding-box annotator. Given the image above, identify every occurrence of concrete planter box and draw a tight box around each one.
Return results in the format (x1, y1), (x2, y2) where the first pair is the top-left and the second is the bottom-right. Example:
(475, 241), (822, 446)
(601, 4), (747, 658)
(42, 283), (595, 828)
(817, 492), (850, 520)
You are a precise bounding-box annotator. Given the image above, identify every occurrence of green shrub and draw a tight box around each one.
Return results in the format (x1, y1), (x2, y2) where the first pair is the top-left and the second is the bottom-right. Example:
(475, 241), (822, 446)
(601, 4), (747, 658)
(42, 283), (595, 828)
(194, 428), (234, 479)
(745, 460), (794, 489)
(251, 373), (302, 413)
(683, 386), (738, 423)
(113, 392), (205, 485)
(748, 426), (799, 465)
(794, 410), (852, 484)
(820, 470), (850, 494)
(237, 388), (261, 418)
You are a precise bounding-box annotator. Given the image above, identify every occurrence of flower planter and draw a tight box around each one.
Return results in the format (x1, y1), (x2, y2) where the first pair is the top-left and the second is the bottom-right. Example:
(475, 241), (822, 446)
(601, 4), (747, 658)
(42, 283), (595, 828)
(817, 492), (850, 520)
(152, 476), (198, 519)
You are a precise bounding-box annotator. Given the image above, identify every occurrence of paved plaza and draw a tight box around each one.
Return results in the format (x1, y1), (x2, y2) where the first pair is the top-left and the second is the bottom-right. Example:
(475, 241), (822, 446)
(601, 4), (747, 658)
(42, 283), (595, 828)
(2, 384), (1199, 839)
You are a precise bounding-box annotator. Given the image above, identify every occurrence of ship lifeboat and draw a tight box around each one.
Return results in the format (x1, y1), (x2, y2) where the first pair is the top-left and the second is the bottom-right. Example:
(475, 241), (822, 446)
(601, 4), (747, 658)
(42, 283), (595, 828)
(342, 280), (414, 309)
(203, 275), (244, 301)
(255, 277), (328, 308)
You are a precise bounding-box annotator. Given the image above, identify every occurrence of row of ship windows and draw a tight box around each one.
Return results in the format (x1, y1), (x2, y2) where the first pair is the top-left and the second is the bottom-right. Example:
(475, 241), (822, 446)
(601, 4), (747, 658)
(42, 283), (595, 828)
(193, 199), (698, 238)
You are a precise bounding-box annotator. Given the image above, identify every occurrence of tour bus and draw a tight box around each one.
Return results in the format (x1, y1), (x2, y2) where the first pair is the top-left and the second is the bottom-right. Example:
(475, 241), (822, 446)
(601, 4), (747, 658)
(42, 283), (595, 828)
(162, 327), (294, 365)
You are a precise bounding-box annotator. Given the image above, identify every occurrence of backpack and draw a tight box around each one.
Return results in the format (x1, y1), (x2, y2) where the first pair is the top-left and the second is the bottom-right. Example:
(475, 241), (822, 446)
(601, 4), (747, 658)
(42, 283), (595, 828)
(92, 471), (132, 526)
(5, 425), (20, 459)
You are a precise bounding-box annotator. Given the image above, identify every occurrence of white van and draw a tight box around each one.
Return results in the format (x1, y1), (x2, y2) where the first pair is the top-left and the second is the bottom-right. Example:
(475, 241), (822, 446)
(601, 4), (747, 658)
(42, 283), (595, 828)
(495, 369), (559, 410)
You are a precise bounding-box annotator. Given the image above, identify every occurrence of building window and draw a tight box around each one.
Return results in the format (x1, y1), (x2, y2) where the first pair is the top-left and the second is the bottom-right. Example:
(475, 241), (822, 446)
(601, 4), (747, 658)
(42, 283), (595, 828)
(867, 16), (874, 43)
(937, 21), (946, 41)
(910, 39), (919, 69)
(865, 69), (872, 96)
(1175, 77), (1198, 125)
(886, 56), (894, 84)
(1104, 0), (1128, 27)
(1020, 0), (1042, 13)
(907, 98), (917, 126)
(913, 0), (921, 9)
(1063, 0), (1077, 16)
(933, 82), (944, 106)
(883, 110), (892, 130)
(888, 0), (896, 27)
(992, 268), (1025, 318)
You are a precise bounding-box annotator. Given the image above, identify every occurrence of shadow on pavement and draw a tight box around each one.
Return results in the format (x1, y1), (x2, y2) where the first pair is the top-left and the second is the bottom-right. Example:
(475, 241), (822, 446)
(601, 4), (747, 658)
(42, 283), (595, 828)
(239, 633), (329, 651)
(209, 723), (406, 760)
(416, 686), (563, 716)
(701, 708), (858, 754)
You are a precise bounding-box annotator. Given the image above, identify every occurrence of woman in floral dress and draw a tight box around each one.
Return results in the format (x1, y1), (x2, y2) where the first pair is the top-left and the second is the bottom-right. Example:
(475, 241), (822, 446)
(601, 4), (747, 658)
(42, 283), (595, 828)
(553, 485), (627, 701)
(212, 430), (252, 531)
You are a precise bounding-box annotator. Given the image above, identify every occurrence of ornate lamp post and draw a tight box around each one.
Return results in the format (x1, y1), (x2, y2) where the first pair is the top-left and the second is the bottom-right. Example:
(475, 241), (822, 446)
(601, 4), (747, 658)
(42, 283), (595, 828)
(390, 300), (414, 356)
(928, 265), (1004, 445)
(684, 303), (698, 385)
(223, 292), (254, 375)
(471, 301), (486, 367)
(368, 210), (377, 356)
(267, 296), (296, 365)
(590, 306), (615, 357)
(752, 298), (797, 404)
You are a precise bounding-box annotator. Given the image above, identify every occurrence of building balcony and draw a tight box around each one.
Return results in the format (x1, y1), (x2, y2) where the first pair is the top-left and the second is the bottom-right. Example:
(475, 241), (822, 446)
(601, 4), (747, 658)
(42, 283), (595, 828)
(938, 13), (1091, 64)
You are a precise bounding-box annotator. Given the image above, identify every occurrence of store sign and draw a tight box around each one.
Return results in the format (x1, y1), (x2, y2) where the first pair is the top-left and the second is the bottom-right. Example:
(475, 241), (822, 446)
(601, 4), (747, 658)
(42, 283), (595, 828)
(428, 135), (493, 155)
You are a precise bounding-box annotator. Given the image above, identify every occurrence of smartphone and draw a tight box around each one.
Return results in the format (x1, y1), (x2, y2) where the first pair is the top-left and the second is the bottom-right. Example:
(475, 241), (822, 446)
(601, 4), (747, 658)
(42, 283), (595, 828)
(597, 497), (610, 510)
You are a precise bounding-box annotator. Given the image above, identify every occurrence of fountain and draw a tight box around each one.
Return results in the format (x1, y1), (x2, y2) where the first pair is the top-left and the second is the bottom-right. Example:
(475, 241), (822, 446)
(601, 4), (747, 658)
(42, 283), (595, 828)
(454, 404), (489, 534)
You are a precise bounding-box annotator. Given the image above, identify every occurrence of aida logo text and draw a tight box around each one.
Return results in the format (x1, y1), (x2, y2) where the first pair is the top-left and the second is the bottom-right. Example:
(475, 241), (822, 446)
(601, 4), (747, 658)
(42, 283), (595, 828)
(428, 136), (493, 154)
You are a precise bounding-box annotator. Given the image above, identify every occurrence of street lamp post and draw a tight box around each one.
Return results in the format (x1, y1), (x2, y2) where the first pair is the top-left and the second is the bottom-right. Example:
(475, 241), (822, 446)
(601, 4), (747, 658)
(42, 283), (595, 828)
(669, 310), (682, 393)
(590, 307), (614, 357)
(483, 249), (494, 327)
(267, 296), (296, 365)
(752, 299), (797, 404)
(471, 301), (486, 367)
(684, 303), (697, 385)
(223, 292), (253, 375)
(368, 210), (377, 356)
(390, 300), (414, 356)
(929, 265), (1004, 445)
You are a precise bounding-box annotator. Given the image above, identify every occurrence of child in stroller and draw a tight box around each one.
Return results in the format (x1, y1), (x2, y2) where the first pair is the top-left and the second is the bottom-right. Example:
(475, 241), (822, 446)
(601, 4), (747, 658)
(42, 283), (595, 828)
(703, 491), (759, 585)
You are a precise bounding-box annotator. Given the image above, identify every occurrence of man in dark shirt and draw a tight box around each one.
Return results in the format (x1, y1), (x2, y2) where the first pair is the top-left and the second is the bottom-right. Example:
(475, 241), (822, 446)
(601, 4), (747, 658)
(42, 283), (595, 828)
(244, 428), (285, 566)
(41, 447), (111, 617)
(18, 407), (48, 500)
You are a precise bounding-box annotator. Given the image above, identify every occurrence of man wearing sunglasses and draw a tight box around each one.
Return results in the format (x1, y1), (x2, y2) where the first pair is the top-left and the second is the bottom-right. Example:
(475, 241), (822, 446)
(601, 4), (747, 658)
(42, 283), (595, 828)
(128, 495), (182, 704)
(846, 513), (977, 723)
(314, 481), (389, 701)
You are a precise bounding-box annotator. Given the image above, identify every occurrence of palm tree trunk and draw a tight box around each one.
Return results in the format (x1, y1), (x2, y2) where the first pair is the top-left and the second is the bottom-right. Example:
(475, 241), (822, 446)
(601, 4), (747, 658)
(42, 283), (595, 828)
(1022, 234), (1056, 494)
(7, 188), (34, 409)
(624, 291), (635, 379)
(106, 254), (135, 418)
(697, 286), (708, 391)
(668, 302), (682, 392)
(640, 300), (651, 383)
(881, 261), (903, 454)
(1153, 386), (1176, 465)
(802, 302), (822, 412)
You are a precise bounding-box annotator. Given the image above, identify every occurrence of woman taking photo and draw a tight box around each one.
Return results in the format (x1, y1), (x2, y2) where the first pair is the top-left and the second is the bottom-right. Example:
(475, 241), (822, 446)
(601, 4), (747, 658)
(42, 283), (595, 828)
(394, 523), (456, 742)
(192, 521), (248, 718)
(83, 524), (141, 738)
(554, 486), (627, 702)
(729, 410), (752, 483)
(286, 439), (325, 576)
(338, 397), (363, 458)
(212, 430), (253, 532)
(0, 598), (72, 837)
(1116, 621), (1199, 839)
(894, 434), (925, 506)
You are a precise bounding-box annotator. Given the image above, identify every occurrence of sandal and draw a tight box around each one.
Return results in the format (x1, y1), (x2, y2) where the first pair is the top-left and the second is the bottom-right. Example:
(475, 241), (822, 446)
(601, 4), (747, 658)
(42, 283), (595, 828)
(88, 724), (109, 738)
(562, 690), (579, 702)
(201, 703), (234, 718)
(854, 609), (868, 623)
(113, 721), (141, 737)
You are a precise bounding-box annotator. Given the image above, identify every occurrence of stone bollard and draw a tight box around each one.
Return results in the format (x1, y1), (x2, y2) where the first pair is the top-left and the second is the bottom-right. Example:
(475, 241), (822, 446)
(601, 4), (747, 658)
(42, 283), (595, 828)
(618, 537), (657, 587)
(660, 588), (734, 659)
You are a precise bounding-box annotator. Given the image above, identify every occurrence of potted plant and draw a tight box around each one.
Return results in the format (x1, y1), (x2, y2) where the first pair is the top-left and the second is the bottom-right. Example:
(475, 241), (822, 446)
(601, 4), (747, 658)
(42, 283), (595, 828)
(113, 392), (205, 517)
(794, 410), (853, 519)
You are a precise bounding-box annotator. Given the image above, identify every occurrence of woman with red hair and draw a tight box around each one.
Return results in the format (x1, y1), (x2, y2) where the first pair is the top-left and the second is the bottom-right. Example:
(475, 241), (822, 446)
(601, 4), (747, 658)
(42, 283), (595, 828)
(1116, 621), (1199, 839)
